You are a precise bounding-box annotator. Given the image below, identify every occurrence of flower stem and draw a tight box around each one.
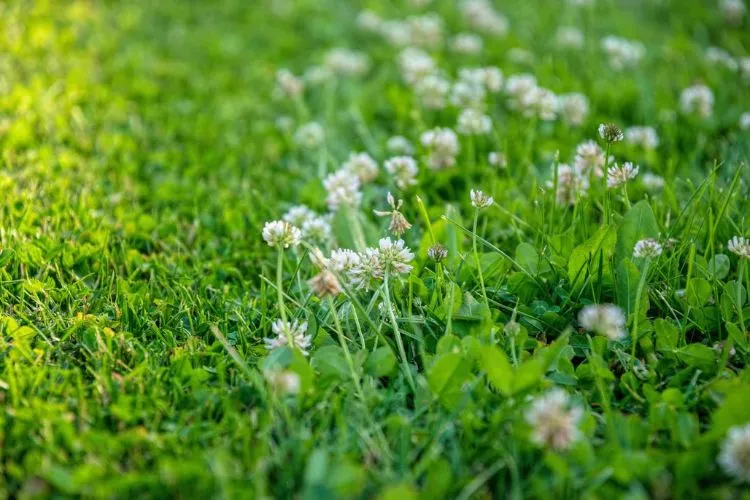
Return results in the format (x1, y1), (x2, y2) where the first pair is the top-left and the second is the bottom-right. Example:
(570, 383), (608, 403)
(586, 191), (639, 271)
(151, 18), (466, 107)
(384, 271), (416, 392)
(346, 209), (367, 251)
(276, 247), (295, 347)
(473, 209), (490, 311)
(630, 258), (651, 366)
(602, 142), (611, 224)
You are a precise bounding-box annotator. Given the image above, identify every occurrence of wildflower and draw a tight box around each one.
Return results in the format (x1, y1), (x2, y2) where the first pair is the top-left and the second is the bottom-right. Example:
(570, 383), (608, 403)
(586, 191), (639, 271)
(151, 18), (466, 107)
(625, 126), (660, 149)
(381, 20), (412, 47)
(398, 48), (435, 85)
(450, 79), (486, 109)
(283, 205), (316, 227)
(488, 151), (507, 168)
(265, 369), (301, 395)
(356, 9), (382, 32)
(578, 304), (627, 340)
(324, 48), (369, 77)
(275, 69), (304, 98)
(574, 140), (606, 177)
(522, 87), (558, 121)
(329, 249), (361, 273)
(427, 243), (448, 262)
(740, 112), (750, 130)
(457, 108), (492, 135)
(505, 73), (538, 110)
(294, 122), (325, 149)
(458, 67), (503, 93)
(262, 221), (302, 248)
(347, 248), (382, 289)
(415, 74), (451, 109)
(599, 123), (624, 143)
(421, 127), (460, 170)
(303, 65), (333, 85)
(374, 192), (412, 236)
(504, 320), (521, 337)
(343, 152), (379, 183)
(508, 48), (535, 65)
(555, 27), (584, 49)
(460, 0), (510, 36)
(633, 238), (663, 259)
(408, 13), (444, 49)
(721, 0), (746, 24)
(607, 161), (639, 188)
(387, 136), (415, 155)
(450, 33), (484, 55)
(470, 189), (494, 208)
(559, 93), (590, 127)
(719, 424), (750, 482)
(275, 115), (294, 132)
(601, 36), (645, 70)
(264, 319), (312, 355)
(525, 389), (583, 451)
(680, 84), (714, 118)
(705, 47), (739, 72)
(385, 156), (419, 189)
(323, 169), (362, 211)
(642, 172), (665, 191)
(308, 268), (342, 298)
(728, 236), (750, 259)
(376, 237), (415, 275)
(301, 216), (332, 245)
(553, 164), (589, 205)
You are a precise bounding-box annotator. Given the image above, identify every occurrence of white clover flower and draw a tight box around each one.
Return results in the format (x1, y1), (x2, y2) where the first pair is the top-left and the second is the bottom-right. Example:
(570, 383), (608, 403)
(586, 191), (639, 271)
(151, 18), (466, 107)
(347, 248), (382, 289)
(574, 140), (606, 177)
(578, 304), (627, 340)
(343, 152), (379, 183)
(607, 161), (640, 188)
(625, 126), (660, 149)
(303, 65), (333, 85)
(460, 0), (510, 36)
(601, 36), (646, 70)
(553, 164), (589, 205)
(719, 424), (750, 482)
(421, 127), (460, 170)
(559, 93), (590, 127)
(376, 237), (415, 275)
(505, 73), (538, 110)
(262, 220), (302, 248)
(398, 47), (435, 85)
(525, 389), (583, 451)
(599, 123), (624, 142)
(408, 13), (444, 49)
(275, 69), (304, 98)
(508, 47), (535, 65)
(740, 112), (750, 130)
(488, 151), (507, 168)
(330, 248), (361, 273)
(264, 319), (312, 355)
(294, 122), (325, 149)
(458, 66), (503, 93)
(264, 369), (301, 394)
(415, 74), (451, 109)
(642, 172), (665, 191)
(555, 26), (584, 49)
(385, 156), (419, 190)
(721, 0), (747, 23)
(283, 205), (316, 227)
(728, 236), (750, 259)
(275, 115), (294, 132)
(386, 135), (415, 155)
(450, 80), (486, 109)
(381, 20), (412, 47)
(522, 87), (558, 121)
(633, 238), (663, 259)
(450, 33), (484, 55)
(470, 189), (494, 208)
(324, 48), (370, 77)
(680, 84), (714, 119)
(706, 46), (739, 72)
(457, 108), (492, 135)
(323, 169), (362, 211)
(301, 216), (332, 245)
(427, 243), (448, 262)
(356, 9), (382, 32)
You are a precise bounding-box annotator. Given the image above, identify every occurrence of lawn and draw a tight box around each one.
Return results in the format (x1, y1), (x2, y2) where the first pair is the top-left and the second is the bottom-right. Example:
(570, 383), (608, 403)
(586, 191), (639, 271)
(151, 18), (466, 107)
(1, 0), (750, 497)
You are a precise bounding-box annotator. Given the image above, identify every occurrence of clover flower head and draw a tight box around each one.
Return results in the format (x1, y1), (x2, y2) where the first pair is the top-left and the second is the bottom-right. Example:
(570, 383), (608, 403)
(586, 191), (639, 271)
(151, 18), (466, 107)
(633, 238), (663, 259)
(262, 220), (302, 248)
(264, 319), (312, 355)
(578, 304), (627, 340)
(525, 389), (583, 451)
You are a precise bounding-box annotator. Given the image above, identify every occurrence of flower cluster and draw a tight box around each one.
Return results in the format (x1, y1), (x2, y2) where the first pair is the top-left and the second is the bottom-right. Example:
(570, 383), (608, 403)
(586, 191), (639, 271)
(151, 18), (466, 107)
(578, 304), (627, 340)
(525, 389), (583, 451)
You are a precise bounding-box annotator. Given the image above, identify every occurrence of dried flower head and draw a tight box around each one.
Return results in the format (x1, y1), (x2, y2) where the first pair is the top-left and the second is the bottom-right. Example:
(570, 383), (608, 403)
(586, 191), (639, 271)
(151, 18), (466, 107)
(264, 319), (312, 355)
(262, 220), (302, 248)
(728, 236), (750, 259)
(470, 189), (494, 208)
(578, 304), (627, 340)
(607, 161), (640, 188)
(633, 238), (663, 259)
(427, 243), (448, 262)
(525, 389), (583, 451)
(308, 269), (342, 298)
(598, 123), (624, 143)
(374, 192), (412, 236)
(719, 424), (750, 483)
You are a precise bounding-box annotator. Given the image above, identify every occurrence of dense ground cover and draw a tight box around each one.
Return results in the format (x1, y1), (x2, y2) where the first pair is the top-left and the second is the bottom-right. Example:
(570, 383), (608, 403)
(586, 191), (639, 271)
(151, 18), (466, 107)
(1, 0), (750, 497)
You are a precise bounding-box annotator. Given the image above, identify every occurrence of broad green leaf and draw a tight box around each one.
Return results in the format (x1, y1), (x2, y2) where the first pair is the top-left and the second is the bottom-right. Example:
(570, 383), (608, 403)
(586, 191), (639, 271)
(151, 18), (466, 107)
(475, 344), (513, 395)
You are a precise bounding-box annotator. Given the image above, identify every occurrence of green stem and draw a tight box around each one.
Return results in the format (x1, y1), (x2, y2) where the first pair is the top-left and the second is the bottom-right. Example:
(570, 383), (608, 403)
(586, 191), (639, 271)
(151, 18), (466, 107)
(383, 271), (416, 392)
(631, 259), (651, 365)
(346, 209), (367, 251)
(473, 210), (490, 311)
(328, 297), (365, 399)
(276, 248), (294, 347)
(602, 142), (611, 224)
(738, 259), (746, 334)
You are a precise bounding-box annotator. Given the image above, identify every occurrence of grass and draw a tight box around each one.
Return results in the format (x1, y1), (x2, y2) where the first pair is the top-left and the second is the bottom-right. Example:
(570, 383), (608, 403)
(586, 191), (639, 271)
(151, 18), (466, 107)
(1, 0), (750, 497)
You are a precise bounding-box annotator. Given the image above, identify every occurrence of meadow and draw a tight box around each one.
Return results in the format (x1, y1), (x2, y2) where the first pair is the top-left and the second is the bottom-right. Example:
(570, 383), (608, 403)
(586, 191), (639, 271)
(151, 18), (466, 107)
(1, 0), (750, 497)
